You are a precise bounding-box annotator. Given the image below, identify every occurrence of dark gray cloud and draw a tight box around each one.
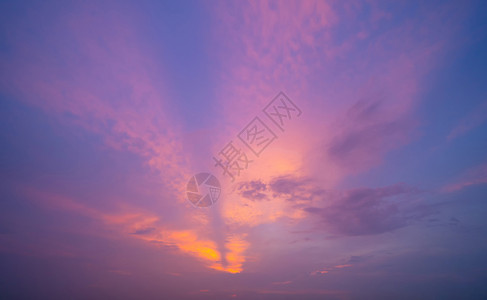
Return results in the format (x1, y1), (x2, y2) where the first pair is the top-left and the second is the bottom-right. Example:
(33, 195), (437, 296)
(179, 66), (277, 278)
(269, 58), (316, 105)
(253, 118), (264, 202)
(347, 255), (373, 264)
(326, 98), (416, 170)
(238, 174), (432, 236)
(237, 180), (268, 201)
(131, 227), (156, 235)
(269, 176), (325, 201)
(305, 184), (422, 236)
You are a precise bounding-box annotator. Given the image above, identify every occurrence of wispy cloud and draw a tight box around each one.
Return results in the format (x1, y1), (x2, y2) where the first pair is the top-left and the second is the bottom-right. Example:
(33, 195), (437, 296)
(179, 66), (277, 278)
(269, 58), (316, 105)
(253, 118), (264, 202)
(306, 183), (421, 236)
(327, 98), (417, 172)
(443, 163), (487, 192)
(447, 100), (487, 141)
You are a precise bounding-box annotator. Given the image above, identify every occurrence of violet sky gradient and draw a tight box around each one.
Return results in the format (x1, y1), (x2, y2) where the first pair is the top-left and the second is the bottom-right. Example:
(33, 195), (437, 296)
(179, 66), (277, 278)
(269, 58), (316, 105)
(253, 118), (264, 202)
(1, 1), (487, 299)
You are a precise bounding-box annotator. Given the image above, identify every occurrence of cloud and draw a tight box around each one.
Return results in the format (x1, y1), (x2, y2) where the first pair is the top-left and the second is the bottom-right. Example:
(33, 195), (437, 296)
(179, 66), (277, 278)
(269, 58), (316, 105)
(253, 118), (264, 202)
(230, 175), (432, 239)
(304, 183), (422, 236)
(269, 175), (325, 202)
(0, 1), (191, 195)
(237, 180), (268, 201)
(131, 227), (156, 235)
(447, 100), (487, 141)
(326, 97), (417, 172)
(0, 2), (480, 293)
(311, 263), (352, 276)
(18, 184), (248, 274)
(272, 280), (292, 285)
(347, 255), (373, 264)
(443, 163), (487, 192)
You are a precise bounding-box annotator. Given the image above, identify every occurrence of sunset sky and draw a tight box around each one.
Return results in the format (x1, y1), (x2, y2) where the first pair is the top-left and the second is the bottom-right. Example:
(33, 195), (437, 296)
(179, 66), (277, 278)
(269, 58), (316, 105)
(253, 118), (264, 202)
(1, 1), (487, 299)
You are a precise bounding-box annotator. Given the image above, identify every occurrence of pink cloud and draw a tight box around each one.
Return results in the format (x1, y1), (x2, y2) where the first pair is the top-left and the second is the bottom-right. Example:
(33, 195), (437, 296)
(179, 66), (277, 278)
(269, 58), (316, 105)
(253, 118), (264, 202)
(447, 100), (487, 141)
(18, 183), (249, 274)
(0, 2), (191, 195)
(0, 0), (477, 280)
(443, 163), (487, 192)
(205, 0), (465, 190)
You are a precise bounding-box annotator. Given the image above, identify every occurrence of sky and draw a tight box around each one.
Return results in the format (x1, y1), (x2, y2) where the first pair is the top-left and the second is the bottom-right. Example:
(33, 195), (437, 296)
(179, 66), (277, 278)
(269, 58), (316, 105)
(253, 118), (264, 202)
(0, 1), (487, 299)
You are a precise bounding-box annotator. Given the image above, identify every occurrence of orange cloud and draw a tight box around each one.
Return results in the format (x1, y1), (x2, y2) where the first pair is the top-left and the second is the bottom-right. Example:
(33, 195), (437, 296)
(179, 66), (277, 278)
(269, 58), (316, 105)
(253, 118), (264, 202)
(21, 185), (248, 274)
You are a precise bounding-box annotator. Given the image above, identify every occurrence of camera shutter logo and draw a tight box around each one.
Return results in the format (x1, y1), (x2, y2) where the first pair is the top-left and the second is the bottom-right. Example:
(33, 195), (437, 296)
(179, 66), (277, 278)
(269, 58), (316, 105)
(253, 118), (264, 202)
(186, 173), (221, 207)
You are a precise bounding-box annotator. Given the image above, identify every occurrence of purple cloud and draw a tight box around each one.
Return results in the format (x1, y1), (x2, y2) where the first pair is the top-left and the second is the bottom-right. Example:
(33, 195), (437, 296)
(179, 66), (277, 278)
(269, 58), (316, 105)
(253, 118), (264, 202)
(305, 184), (422, 236)
(327, 98), (416, 172)
(237, 180), (268, 201)
(269, 176), (325, 201)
